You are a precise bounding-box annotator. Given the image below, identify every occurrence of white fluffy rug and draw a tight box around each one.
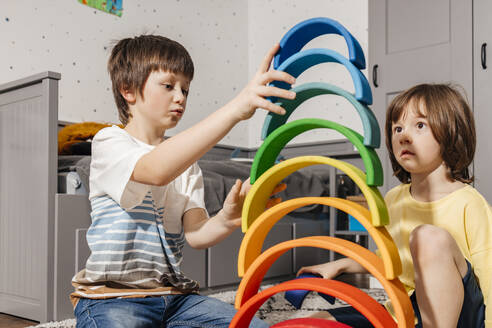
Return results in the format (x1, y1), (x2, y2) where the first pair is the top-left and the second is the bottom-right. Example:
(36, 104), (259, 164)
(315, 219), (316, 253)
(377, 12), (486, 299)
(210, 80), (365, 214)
(28, 286), (388, 327)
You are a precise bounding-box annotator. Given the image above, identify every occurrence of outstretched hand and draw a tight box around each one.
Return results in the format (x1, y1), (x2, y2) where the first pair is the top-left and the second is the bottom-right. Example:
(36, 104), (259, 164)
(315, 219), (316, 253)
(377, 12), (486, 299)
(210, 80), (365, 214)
(297, 262), (340, 280)
(221, 178), (287, 228)
(228, 43), (296, 121)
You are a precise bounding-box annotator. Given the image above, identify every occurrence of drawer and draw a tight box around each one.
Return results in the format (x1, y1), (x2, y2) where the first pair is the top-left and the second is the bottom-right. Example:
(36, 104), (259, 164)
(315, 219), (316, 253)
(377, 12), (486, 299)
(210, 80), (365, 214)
(207, 221), (293, 287)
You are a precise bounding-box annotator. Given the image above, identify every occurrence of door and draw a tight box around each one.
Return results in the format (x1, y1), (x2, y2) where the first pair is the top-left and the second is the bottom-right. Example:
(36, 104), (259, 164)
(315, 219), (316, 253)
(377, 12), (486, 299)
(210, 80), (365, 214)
(369, 0), (473, 193)
(473, 0), (492, 203)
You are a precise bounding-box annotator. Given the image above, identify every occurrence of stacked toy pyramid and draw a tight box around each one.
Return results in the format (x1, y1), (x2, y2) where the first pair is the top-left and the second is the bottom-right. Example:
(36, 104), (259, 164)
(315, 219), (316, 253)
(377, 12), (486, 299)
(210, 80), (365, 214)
(229, 18), (414, 327)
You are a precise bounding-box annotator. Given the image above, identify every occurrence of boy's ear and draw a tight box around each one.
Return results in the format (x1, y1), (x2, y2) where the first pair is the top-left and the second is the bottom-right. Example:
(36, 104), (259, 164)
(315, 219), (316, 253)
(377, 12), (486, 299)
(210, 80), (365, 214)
(120, 87), (136, 104)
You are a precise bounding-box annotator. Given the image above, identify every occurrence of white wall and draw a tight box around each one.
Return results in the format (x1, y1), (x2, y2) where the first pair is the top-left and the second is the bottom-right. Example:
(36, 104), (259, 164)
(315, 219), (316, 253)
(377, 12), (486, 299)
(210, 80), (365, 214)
(1, 0), (367, 148)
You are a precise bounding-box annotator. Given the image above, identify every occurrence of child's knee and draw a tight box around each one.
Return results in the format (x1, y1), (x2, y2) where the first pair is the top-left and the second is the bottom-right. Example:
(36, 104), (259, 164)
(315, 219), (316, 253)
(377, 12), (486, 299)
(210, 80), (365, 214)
(409, 224), (454, 259)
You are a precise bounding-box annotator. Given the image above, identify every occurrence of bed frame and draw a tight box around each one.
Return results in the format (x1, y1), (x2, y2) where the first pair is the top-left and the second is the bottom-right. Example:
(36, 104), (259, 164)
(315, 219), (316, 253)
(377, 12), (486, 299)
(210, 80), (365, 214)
(0, 72), (366, 323)
(0, 72), (92, 322)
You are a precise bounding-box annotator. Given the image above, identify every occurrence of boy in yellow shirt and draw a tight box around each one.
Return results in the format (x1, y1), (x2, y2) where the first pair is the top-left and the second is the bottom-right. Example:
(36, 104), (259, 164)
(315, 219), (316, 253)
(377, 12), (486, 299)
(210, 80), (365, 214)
(298, 84), (491, 328)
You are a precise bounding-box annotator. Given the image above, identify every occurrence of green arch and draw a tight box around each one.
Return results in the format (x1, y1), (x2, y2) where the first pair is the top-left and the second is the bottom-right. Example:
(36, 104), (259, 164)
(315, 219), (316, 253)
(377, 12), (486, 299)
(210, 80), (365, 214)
(262, 82), (381, 148)
(252, 118), (383, 186)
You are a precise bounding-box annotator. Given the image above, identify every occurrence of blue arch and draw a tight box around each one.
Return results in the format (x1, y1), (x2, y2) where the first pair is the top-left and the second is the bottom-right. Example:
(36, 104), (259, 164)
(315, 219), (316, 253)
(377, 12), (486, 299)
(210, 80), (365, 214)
(269, 48), (372, 105)
(274, 17), (366, 70)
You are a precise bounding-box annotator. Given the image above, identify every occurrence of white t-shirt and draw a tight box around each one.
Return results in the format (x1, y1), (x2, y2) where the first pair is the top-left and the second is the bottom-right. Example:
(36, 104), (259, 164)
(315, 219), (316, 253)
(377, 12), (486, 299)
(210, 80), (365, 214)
(77, 126), (207, 292)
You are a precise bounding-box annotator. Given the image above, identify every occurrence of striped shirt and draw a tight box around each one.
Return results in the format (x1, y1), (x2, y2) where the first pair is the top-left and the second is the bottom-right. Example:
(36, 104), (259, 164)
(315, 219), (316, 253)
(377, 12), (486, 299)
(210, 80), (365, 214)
(71, 126), (207, 304)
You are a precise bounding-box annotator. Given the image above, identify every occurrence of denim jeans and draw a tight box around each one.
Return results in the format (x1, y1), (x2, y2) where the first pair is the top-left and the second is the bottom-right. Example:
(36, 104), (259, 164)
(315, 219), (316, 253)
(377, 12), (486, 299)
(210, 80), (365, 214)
(74, 294), (268, 328)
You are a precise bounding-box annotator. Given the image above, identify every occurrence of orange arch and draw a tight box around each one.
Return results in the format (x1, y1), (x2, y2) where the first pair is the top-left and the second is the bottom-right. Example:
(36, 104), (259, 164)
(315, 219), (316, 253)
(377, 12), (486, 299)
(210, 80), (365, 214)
(271, 318), (352, 327)
(230, 278), (396, 328)
(234, 237), (414, 328)
(238, 197), (401, 279)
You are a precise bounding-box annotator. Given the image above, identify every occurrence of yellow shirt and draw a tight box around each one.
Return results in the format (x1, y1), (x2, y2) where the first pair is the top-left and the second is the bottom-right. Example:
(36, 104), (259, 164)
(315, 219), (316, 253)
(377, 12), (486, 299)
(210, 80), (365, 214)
(385, 184), (492, 327)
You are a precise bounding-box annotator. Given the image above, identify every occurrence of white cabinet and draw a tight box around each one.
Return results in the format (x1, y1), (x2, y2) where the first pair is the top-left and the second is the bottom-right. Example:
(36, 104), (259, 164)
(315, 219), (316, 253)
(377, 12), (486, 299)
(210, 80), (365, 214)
(473, 0), (492, 203)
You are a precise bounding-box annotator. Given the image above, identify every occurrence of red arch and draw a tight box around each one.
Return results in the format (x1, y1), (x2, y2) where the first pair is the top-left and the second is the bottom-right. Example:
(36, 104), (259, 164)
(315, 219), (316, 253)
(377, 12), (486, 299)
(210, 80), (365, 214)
(230, 278), (396, 328)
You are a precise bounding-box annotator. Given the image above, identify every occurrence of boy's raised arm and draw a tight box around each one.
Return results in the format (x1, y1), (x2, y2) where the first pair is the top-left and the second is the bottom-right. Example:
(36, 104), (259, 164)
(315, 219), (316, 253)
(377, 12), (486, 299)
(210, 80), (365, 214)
(131, 43), (296, 186)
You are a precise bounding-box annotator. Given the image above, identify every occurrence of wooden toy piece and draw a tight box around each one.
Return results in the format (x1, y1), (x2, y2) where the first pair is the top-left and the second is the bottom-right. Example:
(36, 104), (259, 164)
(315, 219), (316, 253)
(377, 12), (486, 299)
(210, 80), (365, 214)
(238, 197), (401, 279)
(254, 118), (383, 186)
(243, 156), (388, 231)
(261, 82), (380, 148)
(274, 17), (366, 70)
(230, 278), (396, 328)
(268, 48), (372, 105)
(284, 273), (336, 309)
(234, 237), (414, 328)
(271, 317), (353, 328)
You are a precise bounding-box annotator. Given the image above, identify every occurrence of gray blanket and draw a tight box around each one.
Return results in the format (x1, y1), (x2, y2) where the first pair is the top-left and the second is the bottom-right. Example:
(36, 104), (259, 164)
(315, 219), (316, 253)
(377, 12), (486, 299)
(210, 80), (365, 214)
(200, 160), (330, 216)
(59, 157), (330, 217)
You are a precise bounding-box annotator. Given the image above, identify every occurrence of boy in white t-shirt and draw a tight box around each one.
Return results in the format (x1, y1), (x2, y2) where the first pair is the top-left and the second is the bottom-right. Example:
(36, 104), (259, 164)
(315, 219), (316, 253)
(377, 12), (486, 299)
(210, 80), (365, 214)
(71, 34), (295, 327)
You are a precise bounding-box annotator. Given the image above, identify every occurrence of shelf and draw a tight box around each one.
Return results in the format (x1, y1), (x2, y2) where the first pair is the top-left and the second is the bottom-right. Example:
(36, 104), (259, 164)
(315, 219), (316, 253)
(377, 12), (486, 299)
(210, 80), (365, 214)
(334, 230), (368, 236)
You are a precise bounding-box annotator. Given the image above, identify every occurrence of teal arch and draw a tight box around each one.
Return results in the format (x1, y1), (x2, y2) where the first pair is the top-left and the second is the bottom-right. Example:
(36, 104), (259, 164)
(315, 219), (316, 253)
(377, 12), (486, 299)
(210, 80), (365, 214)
(262, 82), (380, 148)
(269, 48), (372, 105)
(251, 118), (383, 186)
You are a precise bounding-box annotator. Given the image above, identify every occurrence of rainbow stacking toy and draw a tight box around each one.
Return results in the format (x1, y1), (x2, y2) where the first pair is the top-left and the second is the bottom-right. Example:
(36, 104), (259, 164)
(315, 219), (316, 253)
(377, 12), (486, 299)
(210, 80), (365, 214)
(229, 17), (415, 328)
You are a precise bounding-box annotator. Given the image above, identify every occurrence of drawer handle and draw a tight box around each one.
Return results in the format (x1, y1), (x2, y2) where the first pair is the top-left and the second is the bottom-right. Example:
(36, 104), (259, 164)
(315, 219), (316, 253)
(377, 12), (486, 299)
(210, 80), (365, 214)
(372, 64), (379, 88)
(481, 43), (487, 69)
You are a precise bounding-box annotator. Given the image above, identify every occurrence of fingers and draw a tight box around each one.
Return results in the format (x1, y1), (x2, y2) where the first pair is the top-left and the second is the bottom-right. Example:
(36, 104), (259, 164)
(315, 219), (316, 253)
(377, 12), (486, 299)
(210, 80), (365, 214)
(271, 183), (287, 195)
(297, 267), (311, 277)
(240, 178), (252, 194)
(254, 97), (287, 115)
(256, 85), (296, 101)
(257, 43), (280, 73)
(266, 197), (282, 209)
(257, 70), (296, 86)
(225, 179), (242, 204)
(297, 266), (321, 278)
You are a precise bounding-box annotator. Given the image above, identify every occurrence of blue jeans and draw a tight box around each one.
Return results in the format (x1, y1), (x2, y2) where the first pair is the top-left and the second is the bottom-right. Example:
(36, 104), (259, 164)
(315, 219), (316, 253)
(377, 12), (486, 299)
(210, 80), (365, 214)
(74, 294), (268, 328)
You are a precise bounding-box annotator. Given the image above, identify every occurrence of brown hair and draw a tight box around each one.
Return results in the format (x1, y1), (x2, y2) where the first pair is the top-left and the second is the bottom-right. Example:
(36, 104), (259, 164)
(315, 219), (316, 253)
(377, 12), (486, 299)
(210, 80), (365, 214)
(385, 83), (476, 184)
(107, 35), (194, 125)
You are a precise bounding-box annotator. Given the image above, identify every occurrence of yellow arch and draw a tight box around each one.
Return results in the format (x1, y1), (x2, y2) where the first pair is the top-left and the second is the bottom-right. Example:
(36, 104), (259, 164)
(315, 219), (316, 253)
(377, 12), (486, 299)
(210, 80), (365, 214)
(242, 156), (388, 231)
(238, 197), (401, 279)
(234, 236), (414, 328)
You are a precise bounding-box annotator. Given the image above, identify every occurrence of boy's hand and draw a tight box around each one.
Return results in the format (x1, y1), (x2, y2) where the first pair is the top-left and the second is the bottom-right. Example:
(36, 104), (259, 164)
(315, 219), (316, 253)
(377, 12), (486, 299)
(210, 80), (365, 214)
(221, 179), (287, 228)
(297, 262), (340, 280)
(228, 43), (296, 121)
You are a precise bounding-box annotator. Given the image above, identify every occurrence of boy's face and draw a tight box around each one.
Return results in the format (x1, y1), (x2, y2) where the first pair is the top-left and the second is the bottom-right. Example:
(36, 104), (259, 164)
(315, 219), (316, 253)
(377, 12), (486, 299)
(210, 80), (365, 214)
(391, 100), (443, 176)
(133, 69), (191, 130)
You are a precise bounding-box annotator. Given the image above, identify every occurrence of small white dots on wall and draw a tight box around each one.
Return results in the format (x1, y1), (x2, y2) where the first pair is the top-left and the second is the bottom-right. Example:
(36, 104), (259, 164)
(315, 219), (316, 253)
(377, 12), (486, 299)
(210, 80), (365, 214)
(2, 1), (366, 148)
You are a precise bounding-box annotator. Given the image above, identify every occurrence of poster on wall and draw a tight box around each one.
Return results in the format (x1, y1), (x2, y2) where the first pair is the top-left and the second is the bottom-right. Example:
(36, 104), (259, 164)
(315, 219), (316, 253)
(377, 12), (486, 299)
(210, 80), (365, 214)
(78, 0), (123, 17)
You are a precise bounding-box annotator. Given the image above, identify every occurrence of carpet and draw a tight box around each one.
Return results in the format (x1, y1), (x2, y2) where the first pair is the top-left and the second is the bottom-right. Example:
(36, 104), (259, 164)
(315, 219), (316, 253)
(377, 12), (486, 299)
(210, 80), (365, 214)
(27, 286), (388, 327)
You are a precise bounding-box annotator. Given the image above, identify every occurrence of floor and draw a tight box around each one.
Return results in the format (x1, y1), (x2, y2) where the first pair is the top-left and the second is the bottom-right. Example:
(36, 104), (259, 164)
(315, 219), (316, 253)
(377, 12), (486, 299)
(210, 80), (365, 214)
(0, 274), (369, 328)
(0, 313), (37, 328)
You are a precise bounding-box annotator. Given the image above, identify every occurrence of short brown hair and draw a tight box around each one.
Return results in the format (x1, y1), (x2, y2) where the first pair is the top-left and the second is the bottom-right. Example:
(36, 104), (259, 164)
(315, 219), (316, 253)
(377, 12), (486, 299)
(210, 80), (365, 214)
(108, 35), (194, 125)
(385, 83), (476, 184)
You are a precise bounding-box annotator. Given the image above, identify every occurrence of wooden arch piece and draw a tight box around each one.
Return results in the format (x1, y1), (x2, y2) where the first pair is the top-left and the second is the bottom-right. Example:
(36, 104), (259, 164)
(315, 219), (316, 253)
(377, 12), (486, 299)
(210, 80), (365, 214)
(238, 197), (401, 279)
(253, 118), (383, 186)
(261, 82), (380, 148)
(234, 237), (414, 328)
(243, 156), (388, 231)
(231, 279), (395, 328)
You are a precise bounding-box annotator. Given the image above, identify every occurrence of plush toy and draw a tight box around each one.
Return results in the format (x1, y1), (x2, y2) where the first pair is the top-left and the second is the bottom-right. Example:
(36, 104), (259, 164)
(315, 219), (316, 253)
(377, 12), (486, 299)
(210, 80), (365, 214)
(58, 122), (123, 155)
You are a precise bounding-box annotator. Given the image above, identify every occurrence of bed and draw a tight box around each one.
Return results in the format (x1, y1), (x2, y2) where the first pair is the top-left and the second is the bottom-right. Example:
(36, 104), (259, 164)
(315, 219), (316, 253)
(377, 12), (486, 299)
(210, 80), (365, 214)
(0, 72), (364, 322)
